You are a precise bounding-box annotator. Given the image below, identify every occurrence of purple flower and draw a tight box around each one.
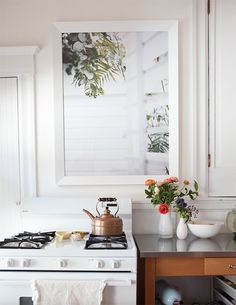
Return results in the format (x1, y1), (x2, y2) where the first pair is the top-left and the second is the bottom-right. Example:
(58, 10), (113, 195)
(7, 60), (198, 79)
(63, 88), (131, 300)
(175, 197), (187, 208)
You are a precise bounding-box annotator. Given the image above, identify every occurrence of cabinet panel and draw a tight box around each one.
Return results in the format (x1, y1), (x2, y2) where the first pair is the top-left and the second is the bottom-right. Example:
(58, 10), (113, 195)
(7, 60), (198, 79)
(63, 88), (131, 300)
(205, 258), (236, 275)
(0, 77), (20, 238)
(155, 257), (204, 276)
(209, 0), (236, 196)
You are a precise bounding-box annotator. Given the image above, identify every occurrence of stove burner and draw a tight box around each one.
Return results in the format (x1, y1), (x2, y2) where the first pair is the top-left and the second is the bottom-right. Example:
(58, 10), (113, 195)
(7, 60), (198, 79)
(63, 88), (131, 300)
(0, 231), (55, 249)
(85, 232), (128, 250)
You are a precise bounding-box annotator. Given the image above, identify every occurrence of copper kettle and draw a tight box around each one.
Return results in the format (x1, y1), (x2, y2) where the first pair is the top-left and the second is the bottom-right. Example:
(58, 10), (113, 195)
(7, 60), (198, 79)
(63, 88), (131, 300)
(83, 198), (123, 236)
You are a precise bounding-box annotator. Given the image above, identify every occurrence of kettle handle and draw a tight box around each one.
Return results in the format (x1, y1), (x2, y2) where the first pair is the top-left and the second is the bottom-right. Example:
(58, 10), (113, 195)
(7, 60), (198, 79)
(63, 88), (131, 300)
(96, 198), (119, 216)
(108, 203), (119, 216)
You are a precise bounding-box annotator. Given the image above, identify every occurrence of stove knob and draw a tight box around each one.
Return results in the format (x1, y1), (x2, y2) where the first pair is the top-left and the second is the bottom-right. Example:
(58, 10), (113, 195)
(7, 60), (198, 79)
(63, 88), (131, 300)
(95, 260), (104, 268)
(6, 259), (15, 267)
(21, 259), (30, 267)
(59, 259), (67, 268)
(111, 260), (120, 269)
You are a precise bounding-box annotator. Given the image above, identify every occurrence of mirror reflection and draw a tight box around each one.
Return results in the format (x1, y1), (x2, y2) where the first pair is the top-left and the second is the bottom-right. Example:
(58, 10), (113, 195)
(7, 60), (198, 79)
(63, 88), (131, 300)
(62, 30), (169, 176)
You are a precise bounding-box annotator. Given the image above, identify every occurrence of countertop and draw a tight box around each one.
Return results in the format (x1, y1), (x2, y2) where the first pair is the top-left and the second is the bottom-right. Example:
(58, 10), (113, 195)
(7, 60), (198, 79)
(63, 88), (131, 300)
(134, 233), (236, 258)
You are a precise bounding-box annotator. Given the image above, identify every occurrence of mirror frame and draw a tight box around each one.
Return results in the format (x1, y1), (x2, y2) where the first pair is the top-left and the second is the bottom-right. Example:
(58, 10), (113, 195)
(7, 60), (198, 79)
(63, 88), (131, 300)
(53, 20), (179, 185)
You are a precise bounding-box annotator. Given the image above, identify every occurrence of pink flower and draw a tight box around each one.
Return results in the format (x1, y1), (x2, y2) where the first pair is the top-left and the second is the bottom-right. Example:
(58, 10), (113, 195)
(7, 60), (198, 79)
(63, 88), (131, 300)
(158, 203), (169, 214)
(163, 178), (173, 184)
(170, 176), (178, 182)
(157, 181), (164, 187)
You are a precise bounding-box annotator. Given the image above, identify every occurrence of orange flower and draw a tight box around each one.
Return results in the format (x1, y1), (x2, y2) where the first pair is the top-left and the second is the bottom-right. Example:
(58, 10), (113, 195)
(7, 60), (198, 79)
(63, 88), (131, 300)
(145, 179), (156, 186)
(158, 203), (169, 214)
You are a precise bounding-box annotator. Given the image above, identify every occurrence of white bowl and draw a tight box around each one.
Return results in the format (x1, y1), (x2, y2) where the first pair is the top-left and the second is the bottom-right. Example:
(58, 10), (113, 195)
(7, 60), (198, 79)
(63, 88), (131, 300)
(187, 221), (223, 238)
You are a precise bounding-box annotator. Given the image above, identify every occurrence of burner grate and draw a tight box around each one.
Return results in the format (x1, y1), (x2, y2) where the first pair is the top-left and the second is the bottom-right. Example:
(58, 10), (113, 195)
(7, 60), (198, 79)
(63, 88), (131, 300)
(85, 232), (128, 250)
(0, 231), (55, 249)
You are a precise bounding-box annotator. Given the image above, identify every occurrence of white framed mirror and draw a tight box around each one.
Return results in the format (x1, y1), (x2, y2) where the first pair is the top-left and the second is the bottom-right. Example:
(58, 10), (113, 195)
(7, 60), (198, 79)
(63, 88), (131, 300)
(53, 20), (178, 185)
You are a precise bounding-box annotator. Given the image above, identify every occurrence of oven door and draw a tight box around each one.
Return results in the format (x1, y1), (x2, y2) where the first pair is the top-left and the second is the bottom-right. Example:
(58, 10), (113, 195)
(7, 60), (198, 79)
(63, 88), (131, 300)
(0, 271), (136, 305)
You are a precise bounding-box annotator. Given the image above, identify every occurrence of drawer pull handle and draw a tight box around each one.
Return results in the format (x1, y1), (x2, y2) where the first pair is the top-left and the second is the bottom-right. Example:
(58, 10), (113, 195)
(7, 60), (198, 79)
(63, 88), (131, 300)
(228, 264), (236, 269)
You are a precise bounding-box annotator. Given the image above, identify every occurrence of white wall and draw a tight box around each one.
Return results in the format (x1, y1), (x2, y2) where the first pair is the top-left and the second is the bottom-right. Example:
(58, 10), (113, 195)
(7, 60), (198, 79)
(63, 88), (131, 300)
(0, 0), (203, 233)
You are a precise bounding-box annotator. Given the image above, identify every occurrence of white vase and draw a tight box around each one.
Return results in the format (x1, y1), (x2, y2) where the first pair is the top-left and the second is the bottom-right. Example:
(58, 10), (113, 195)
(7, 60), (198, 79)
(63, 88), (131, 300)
(158, 211), (173, 239)
(176, 217), (188, 239)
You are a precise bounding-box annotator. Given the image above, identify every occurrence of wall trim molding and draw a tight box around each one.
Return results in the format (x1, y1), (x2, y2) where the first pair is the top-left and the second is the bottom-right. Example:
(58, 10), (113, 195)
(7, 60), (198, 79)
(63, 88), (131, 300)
(23, 196), (236, 212)
(192, 0), (209, 197)
(0, 46), (39, 56)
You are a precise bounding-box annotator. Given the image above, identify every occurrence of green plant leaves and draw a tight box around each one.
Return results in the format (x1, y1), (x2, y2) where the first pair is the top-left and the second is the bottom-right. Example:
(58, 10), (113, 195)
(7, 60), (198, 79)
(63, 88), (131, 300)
(194, 180), (199, 192)
(62, 32), (126, 98)
(148, 132), (169, 153)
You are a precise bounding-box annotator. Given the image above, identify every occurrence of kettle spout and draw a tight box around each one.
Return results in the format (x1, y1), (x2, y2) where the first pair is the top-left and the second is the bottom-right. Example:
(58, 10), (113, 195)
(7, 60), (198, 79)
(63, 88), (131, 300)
(83, 209), (95, 220)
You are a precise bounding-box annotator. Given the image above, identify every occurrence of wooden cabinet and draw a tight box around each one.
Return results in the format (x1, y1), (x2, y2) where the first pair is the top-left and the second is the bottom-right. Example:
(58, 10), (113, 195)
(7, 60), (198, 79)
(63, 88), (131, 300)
(139, 256), (236, 305)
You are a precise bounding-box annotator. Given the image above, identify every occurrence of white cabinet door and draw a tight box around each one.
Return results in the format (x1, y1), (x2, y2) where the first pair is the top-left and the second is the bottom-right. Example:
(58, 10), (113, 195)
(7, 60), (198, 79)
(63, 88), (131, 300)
(209, 0), (236, 196)
(0, 77), (21, 238)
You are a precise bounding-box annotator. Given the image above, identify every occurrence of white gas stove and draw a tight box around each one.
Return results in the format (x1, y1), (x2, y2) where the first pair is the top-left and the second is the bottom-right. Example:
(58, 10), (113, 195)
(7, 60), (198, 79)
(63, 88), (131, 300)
(0, 232), (137, 272)
(0, 198), (137, 305)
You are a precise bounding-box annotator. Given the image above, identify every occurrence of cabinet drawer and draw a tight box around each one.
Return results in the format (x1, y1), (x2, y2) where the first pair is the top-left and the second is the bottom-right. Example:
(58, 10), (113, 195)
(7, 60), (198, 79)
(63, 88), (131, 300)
(205, 258), (236, 275)
(156, 258), (204, 276)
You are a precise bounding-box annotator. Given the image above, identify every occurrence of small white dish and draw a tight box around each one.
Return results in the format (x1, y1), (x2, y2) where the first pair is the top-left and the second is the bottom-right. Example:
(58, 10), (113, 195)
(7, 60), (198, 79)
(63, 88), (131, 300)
(187, 221), (223, 238)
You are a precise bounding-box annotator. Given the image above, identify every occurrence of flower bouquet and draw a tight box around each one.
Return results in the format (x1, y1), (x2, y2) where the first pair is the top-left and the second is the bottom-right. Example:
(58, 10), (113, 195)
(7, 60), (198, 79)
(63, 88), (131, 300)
(145, 177), (199, 238)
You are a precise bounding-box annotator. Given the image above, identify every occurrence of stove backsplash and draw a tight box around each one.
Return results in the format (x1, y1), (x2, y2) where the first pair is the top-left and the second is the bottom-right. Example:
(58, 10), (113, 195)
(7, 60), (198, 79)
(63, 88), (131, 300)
(20, 197), (133, 234)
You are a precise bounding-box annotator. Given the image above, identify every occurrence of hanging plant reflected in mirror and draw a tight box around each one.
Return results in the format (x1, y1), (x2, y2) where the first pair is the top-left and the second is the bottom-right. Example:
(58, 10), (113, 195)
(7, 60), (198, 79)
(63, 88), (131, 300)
(62, 32), (126, 98)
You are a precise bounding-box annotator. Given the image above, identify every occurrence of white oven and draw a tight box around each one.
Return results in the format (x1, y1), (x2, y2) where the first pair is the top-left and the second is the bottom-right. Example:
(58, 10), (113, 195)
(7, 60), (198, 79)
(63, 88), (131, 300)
(0, 272), (136, 305)
(0, 198), (137, 305)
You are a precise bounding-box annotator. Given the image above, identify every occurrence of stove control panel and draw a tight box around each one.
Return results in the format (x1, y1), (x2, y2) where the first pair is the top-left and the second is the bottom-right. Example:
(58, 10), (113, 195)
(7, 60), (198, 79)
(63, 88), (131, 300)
(0, 257), (136, 272)
(93, 259), (122, 269)
(93, 259), (121, 269)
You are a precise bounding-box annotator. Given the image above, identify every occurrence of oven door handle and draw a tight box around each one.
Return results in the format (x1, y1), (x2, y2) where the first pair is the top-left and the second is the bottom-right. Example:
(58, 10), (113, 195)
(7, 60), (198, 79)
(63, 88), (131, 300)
(106, 279), (133, 286)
